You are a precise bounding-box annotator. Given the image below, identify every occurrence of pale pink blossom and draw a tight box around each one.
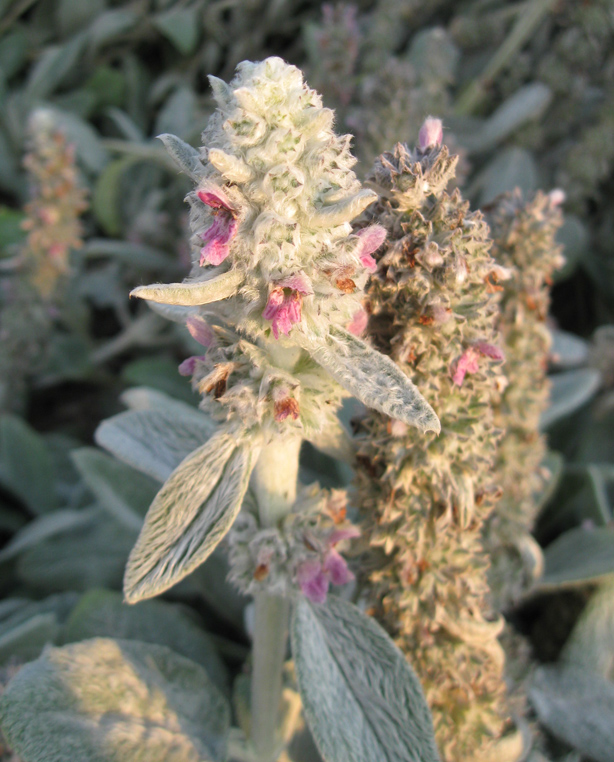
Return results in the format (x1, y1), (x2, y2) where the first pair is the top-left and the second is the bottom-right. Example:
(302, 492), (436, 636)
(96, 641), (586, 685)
(347, 308), (368, 336)
(263, 276), (312, 339)
(355, 225), (386, 272)
(197, 185), (238, 266)
(452, 343), (505, 386)
(186, 315), (216, 347)
(418, 117), (443, 151)
(178, 355), (205, 376)
(296, 524), (359, 603)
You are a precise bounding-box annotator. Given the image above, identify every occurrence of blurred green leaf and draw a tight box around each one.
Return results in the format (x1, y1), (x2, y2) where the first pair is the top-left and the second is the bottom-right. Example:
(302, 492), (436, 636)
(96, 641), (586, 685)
(46, 107), (109, 174)
(0, 206), (26, 252)
(57, 0), (106, 37)
(0, 26), (28, 79)
(92, 155), (142, 235)
(478, 147), (538, 205)
(539, 526), (614, 589)
(122, 356), (200, 405)
(540, 368), (601, 430)
(554, 215), (588, 282)
(153, 7), (201, 55)
(0, 509), (97, 563)
(62, 589), (228, 691)
(15, 507), (136, 594)
(0, 415), (59, 515)
(549, 329), (589, 369)
(530, 664), (614, 762)
(24, 33), (87, 101)
(82, 237), (175, 271)
(71, 448), (159, 529)
(87, 8), (140, 53)
(155, 86), (198, 141)
(562, 577), (614, 679)
(0, 638), (231, 762)
(84, 66), (126, 112)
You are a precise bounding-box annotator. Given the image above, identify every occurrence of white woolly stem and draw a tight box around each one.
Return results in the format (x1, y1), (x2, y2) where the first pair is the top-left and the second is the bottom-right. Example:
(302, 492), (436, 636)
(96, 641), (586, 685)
(250, 436), (301, 761)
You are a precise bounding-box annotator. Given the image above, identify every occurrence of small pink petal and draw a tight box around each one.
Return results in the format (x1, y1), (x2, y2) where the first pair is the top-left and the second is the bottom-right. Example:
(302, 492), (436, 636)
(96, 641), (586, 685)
(418, 117), (443, 151)
(178, 356), (202, 376)
(323, 550), (354, 587)
(328, 526), (361, 547)
(272, 303), (293, 338)
(262, 288), (284, 320)
(356, 225), (386, 257)
(199, 217), (238, 266)
(359, 253), (377, 272)
(452, 348), (480, 387)
(347, 309), (368, 336)
(186, 316), (215, 347)
(475, 342), (504, 361)
(278, 272), (313, 295)
(197, 185), (234, 213)
(286, 292), (302, 325)
(297, 560), (329, 604)
(548, 189), (566, 207)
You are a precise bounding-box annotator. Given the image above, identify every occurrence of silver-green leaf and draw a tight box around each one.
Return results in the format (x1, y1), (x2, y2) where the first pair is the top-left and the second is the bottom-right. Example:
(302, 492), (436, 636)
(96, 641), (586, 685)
(131, 269), (244, 306)
(0, 638), (230, 762)
(301, 327), (440, 433)
(291, 595), (440, 762)
(124, 428), (260, 603)
(95, 404), (216, 483)
(158, 132), (205, 181)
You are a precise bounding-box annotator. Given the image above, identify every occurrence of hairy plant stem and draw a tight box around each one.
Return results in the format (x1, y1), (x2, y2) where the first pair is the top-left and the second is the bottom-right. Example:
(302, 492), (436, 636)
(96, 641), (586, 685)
(250, 436), (301, 762)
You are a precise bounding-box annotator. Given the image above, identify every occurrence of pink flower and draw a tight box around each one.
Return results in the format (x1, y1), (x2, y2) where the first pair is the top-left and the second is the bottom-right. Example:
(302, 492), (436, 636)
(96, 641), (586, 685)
(355, 225), (386, 272)
(418, 117), (443, 151)
(347, 308), (368, 336)
(451, 343), (505, 386)
(186, 315), (216, 347)
(263, 274), (312, 339)
(178, 355), (205, 376)
(197, 185), (238, 266)
(296, 524), (359, 604)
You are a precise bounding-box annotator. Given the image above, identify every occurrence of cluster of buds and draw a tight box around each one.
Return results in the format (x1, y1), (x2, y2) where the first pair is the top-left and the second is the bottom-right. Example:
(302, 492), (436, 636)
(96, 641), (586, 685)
(485, 189), (565, 609)
(21, 110), (88, 300)
(227, 486), (357, 602)
(132, 57), (438, 442)
(355, 122), (520, 761)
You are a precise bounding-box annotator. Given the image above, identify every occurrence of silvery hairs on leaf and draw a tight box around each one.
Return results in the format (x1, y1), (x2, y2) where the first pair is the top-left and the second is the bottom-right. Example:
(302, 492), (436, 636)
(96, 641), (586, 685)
(129, 56), (438, 437)
(123, 426), (261, 603)
(0, 638), (230, 762)
(292, 595), (440, 762)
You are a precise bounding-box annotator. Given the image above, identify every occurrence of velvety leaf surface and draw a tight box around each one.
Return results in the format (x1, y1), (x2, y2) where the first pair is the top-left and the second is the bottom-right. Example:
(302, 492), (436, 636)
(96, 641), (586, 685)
(95, 404), (216, 483)
(0, 638), (230, 762)
(72, 448), (159, 528)
(539, 526), (614, 589)
(291, 595), (440, 762)
(540, 368), (601, 430)
(530, 664), (614, 762)
(124, 429), (260, 603)
(301, 327), (440, 434)
(62, 589), (228, 691)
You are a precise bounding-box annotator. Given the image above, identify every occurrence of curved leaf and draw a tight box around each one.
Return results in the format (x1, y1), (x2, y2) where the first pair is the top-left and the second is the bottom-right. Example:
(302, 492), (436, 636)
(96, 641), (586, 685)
(301, 327), (440, 433)
(0, 638), (230, 762)
(158, 133), (205, 182)
(95, 404), (216, 482)
(124, 428), (260, 603)
(131, 269), (244, 306)
(540, 368), (601, 430)
(539, 526), (614, 589)
(291, 595), (440, 762)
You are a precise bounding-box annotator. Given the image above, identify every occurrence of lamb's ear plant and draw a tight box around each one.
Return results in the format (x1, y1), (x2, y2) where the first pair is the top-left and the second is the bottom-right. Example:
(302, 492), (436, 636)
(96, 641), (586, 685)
(0, 57), (441, 762)
(355, 121), (521, 762)
(484, 188), (565, 610)
(0, 109), (88, 413)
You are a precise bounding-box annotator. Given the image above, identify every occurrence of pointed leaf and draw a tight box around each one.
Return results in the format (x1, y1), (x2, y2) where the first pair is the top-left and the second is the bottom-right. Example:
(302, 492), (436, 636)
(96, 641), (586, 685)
(131, 269), (244, 306)
(310, 189), (377, 227)
(0, 415), (59, 514)
(0, 638), (230, 762)
(539, 526), (614, 589)
(540, 368), (601, 430)
(562, 578), (614, 678)
(301, 327), (440, 433)
(62, 589), (228, 691)
(153, 7), (200, 55)
(291, 595), (440, 762)
(95, 405), (216, 482)
(158, 133), (205, 181)
(530, 664), (614, 762)
(71, 448), (159, 528)
(0, 509), (93, 563)
(124, 429), (260, 603)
